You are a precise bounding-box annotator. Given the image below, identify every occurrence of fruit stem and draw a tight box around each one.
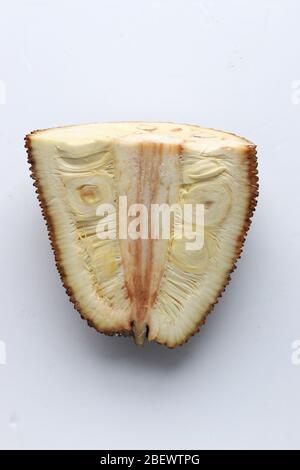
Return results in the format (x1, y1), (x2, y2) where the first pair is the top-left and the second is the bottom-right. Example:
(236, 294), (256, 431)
(132, 321), (147, 346)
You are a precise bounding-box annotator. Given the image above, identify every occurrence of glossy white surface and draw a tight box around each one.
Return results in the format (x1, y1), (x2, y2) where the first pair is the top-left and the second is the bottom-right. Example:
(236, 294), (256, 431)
(0, 0), (299, 450)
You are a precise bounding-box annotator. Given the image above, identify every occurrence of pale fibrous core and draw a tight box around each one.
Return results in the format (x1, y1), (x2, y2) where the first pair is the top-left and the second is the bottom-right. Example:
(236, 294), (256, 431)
(26, 122), (258, 348)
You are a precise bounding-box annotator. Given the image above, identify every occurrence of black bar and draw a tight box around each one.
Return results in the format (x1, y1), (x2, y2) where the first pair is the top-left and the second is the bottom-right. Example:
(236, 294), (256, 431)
(0, 450), (297, 465)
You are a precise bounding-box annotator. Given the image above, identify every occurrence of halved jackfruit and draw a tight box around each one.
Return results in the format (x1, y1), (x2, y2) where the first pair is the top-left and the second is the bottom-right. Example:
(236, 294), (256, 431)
(25, 122), (258, 348)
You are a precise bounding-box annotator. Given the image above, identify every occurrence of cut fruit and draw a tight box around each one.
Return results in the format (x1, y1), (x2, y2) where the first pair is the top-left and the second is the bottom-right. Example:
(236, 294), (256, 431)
(25, 122), (258, 348)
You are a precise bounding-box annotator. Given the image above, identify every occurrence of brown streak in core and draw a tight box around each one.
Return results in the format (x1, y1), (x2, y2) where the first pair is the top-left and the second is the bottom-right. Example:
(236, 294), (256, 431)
(142, 144), (162, 315)
(130, 143), (158, 323)
(132, 144), (143, 320)
(125, 142), (182, 325)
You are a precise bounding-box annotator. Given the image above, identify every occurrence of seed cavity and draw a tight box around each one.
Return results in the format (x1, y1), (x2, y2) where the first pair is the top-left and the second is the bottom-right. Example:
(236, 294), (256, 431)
(136, 125), (157, 132)
(78, 184), (101, 204)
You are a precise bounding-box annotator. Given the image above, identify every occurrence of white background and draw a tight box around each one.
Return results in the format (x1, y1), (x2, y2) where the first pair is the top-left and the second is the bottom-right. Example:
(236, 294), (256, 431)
(0, 0), (300, 450)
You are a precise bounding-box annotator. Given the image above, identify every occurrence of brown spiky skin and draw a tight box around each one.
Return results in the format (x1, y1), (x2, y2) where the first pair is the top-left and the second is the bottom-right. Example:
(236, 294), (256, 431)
(25, 125), (258, 349)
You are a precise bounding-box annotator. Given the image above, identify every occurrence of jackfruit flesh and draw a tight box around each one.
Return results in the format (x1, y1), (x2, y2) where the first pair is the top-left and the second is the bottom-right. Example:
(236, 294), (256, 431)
(26, 122), (258, 348)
